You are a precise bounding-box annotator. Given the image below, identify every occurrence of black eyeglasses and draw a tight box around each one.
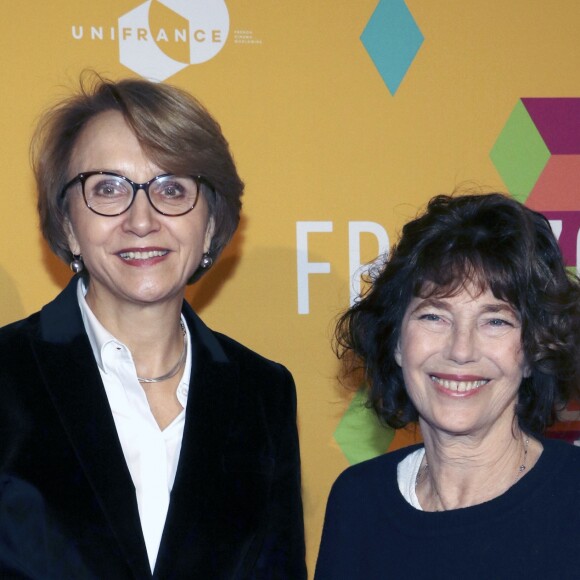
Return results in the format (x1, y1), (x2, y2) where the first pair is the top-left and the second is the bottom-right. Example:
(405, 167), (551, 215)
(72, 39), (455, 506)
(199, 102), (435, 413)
(61, 171), (213, 217)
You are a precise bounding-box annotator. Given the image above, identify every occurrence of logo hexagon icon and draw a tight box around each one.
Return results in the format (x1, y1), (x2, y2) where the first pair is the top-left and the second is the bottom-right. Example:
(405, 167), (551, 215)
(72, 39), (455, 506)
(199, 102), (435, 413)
(119, 0), (229, 81)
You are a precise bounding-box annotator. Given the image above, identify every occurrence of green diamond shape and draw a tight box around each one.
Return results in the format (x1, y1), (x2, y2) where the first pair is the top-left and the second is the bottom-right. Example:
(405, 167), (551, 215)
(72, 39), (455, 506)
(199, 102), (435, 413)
(490, 100), (551, 203)
(334, 388), (394, 465)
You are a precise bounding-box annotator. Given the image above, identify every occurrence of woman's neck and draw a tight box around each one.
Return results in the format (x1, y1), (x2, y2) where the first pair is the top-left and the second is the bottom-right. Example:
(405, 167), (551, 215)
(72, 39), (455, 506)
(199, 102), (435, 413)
(85, 286), (188, 430)
(416, 422), (542, 511)
(85, 287), (186, 378)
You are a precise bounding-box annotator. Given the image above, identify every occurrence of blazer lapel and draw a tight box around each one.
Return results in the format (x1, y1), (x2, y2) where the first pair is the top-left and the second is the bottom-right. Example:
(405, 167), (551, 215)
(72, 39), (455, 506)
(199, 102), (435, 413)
(154, 305), (239, 576)
(33, 278), (151, 579)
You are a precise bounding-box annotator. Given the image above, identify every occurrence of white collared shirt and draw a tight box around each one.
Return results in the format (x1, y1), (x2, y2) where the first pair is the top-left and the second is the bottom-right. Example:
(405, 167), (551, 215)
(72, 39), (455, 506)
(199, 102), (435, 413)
(76, 280), (191, 572)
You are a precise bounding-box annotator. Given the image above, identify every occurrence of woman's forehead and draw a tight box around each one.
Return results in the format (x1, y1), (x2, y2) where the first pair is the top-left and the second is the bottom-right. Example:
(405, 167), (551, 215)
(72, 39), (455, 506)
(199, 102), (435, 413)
(68, 111), (161, 179)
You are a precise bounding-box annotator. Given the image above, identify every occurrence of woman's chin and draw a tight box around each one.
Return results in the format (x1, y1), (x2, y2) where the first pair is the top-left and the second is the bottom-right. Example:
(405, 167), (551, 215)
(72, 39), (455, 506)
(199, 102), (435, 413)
(90, 280), (186, 310)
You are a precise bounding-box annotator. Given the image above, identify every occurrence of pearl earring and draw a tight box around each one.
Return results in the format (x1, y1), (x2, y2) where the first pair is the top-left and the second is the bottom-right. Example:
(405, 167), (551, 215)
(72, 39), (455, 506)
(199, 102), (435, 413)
(70, 255), (84, 274)
(200, 253), (213, 269)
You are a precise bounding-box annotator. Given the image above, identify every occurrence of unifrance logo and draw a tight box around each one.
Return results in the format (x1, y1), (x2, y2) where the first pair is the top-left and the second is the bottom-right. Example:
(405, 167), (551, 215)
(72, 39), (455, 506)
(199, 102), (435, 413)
(71, 0), (230, 81)
(119, 0), (229, 79)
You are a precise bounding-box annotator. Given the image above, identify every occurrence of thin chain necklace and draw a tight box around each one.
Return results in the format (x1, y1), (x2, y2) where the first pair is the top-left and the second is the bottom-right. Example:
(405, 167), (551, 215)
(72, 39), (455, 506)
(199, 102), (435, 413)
(515, 436), (530, 481)
(416, 436), (530, 511)
(137, 321), (187, 384)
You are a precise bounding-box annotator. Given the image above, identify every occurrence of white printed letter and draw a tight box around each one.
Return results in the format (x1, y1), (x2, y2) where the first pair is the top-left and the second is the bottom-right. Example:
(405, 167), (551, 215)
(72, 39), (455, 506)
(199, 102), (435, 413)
(296, 222), (333, 314)
(548, 220), (562, 241)
(348, 221), (389, 306)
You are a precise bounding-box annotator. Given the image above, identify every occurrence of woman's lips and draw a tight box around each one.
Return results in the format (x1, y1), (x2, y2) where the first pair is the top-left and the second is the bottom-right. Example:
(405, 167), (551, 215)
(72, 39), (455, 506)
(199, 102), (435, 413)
(118, 249), (169, 260)
(116, 248), (170, 266)
(430, 373), (490, 393)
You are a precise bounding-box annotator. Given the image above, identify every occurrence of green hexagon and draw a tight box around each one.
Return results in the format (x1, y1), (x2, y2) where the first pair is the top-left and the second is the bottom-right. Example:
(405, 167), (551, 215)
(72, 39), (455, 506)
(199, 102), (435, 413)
(490, 100), (551, 203)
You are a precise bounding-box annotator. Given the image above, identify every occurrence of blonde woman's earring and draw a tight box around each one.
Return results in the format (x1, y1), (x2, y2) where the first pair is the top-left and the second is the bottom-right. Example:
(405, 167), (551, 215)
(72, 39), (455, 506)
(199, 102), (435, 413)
(70, 255), (84, 274)
(200, 253), (213, 269)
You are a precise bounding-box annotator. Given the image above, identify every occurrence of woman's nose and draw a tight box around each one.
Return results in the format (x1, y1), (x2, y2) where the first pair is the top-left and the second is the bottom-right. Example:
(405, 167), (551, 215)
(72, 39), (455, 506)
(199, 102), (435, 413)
(446, 325), (478, 364)
(121, 188), (160, 235)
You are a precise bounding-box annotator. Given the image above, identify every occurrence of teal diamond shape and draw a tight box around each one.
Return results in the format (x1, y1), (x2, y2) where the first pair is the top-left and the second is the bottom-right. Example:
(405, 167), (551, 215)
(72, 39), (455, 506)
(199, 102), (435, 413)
(361, 0), (424, 95)
(490, 100), (551, 203)
(334, 388), (394, 465)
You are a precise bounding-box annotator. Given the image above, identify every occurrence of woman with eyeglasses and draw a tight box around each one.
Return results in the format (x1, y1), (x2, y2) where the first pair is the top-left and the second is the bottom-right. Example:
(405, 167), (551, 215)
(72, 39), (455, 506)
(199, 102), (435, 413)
(0, 76), (306, 579)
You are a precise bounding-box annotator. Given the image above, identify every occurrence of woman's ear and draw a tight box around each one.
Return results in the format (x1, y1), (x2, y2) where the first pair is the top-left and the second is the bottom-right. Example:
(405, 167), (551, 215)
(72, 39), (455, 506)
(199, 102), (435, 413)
(394, 342), (402, 367)
(203, 217), (215, 254)
(65, 218), (81, 256)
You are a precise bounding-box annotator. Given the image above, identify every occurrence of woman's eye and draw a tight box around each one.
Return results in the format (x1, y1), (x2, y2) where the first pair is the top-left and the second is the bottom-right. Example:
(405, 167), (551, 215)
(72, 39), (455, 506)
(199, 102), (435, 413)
(160, 185), (184, 197)
(93, 181), (126, 196)
(418, 313), (441, 322)
(487, 318), (513, 327)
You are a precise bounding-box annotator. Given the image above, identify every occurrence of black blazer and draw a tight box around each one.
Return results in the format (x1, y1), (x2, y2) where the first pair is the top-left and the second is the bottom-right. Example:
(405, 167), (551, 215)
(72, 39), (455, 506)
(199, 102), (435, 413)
(0, 277), (306, 579)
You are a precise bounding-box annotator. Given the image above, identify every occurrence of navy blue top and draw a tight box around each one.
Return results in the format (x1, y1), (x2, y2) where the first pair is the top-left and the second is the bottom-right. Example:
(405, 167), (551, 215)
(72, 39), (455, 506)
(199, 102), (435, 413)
(316, 438), (580, 579)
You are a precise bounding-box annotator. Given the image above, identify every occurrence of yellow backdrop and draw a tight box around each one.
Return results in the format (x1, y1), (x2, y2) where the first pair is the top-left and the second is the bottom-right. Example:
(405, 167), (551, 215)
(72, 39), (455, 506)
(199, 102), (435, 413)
(2, 1), (580, 575)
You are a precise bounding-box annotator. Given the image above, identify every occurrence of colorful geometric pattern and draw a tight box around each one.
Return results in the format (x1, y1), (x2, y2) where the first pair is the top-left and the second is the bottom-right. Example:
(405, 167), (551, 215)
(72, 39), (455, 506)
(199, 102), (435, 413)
(333, 389), (394, 465)
(491, 98), (580, 203)
(491, 98), (580, 269)
(360, 0), (423, 95)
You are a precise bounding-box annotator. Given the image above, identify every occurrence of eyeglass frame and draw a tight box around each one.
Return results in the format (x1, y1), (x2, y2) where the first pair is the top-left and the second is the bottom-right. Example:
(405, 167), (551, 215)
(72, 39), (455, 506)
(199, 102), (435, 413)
(60, 171), (214, 217)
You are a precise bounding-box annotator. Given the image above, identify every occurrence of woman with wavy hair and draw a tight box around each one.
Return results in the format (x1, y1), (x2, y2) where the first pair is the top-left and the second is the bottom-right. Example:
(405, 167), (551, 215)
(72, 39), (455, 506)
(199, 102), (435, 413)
(316, 193), (580, 579)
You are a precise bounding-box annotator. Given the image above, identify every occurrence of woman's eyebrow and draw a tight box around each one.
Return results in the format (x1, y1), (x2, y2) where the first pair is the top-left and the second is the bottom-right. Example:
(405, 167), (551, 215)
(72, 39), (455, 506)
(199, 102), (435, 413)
(480, 303), (520, 318)
(481, 303), (511, 312)
(411, 299), (520, 318)
(411, 297), (449, 312)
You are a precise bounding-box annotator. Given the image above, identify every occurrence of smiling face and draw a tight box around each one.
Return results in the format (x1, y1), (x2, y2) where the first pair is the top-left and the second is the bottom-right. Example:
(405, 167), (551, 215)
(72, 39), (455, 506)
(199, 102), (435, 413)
(395, 284), (529, 439)
(65, 110), (214, 313)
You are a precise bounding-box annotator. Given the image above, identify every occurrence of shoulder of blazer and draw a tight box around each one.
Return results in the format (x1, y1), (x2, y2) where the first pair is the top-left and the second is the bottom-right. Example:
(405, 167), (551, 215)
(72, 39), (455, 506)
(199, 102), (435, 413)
(0, 275), (84, 349)
(180, 301), (296, 421)
(204, 324), (293, 388)
(205, 329), (297, 418)
(38, 276), (86, 343)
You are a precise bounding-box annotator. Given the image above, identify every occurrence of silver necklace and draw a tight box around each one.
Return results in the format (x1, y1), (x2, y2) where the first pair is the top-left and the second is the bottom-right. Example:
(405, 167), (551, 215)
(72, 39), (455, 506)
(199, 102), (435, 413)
(137, 322), (187, 384)
(416, 436), (530, 511)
